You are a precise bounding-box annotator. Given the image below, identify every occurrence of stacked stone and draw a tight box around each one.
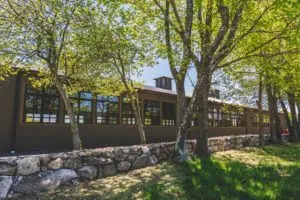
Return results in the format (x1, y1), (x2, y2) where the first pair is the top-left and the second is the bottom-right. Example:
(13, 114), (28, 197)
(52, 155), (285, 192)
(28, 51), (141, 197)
(0, 134), (270, 199)
(0, 142), (180, 199)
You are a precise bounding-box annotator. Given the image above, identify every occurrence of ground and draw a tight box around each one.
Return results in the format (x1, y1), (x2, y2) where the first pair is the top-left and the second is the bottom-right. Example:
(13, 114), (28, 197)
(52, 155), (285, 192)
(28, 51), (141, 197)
(20, 143), (300, 200)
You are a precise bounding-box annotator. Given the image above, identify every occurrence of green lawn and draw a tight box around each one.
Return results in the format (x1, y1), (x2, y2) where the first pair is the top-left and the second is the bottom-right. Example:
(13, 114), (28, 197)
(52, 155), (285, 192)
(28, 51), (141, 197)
(22, 143), (300, 200)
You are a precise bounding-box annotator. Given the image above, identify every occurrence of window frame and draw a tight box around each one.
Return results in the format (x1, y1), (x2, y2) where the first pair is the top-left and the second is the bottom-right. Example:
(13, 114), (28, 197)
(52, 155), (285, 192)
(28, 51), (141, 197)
(64, 92), (93, 124)
(96, 95), (119, 125)
(144, 99), (161, 126)
(23, 84), (60, 124)
(162, 102), (176, 126)
(122, 97), (136, 125)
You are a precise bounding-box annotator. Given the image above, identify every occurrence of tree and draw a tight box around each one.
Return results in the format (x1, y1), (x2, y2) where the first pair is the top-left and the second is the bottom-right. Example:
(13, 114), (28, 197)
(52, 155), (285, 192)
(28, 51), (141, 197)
(0, 0), (96, 150)
(130, 0), (299, 158)
(76, 2), (156, 144)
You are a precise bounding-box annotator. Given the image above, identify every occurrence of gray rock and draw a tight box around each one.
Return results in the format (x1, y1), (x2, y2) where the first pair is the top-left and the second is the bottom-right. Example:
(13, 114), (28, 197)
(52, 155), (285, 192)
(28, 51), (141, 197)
(64, 156), (82, 169)
(48, 158), (63, 170)
(148, 155), (158, 166)
(127, 155), (136, 162)
(0, 176), (12, 200)
(132, 155), (148, 169)
(102, 165), (116, 177)
(117, 161), (131, 172)
(78, 166), (97, 180)
(130, 147), (142, 156)
(158, 153), (167, 161)
(39, 156), (51, 166)
(114, 149), (125, 161)
(0, 157), (17, 166)
(141, 146), (150, 154)
(13, 169), (77, 194)
(16, 156), (40, 175)
(84, 157), (113, 166)
(0, 164), (16, 176)
(41, 166), (48, 172)
(97, 167), (103, 178)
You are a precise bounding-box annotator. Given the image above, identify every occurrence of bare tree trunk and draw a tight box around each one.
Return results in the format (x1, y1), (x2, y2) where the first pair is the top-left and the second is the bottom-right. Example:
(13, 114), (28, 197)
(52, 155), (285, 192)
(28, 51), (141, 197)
(287, 93), (298, 142)
(130, 95), (146, 144)
(257, 74), (264, 144)
(195, 72), (211, 156)
(266, 85), (277, 144)
(113, 55), (147, 145)
(53, 76), (82, 150)
(297, 103), (300, 139)
(279, 98), (292, 131)
(174, 80), (189, 160)
(273, 94), (282, 141)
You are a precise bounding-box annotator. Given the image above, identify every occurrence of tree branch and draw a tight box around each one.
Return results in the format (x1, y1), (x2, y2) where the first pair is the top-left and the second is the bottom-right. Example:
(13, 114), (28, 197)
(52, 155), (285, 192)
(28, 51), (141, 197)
(217, 49), (300, 69)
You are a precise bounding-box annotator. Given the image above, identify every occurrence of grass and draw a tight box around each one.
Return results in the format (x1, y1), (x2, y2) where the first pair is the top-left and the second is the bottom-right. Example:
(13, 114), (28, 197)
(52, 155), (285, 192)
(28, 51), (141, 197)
(20, 143), (300, 200)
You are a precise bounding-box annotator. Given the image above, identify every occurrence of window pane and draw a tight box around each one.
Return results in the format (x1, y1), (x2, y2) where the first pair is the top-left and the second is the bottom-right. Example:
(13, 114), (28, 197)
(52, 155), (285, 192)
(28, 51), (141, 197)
(97, 95), (119, 125)
(64, 94), (92, 124)
(79, 100), (92, 124)
(81, 92), (92, 100)
(42, 94), (59, 123)
(162, 102), (176, 126)
(24, 92), (42, 123)
(144, 100), (160, 125)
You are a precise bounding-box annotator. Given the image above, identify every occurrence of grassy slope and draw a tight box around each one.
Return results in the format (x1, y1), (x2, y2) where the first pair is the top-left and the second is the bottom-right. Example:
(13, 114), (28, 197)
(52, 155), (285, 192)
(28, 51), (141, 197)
(22, 143), (300, 200)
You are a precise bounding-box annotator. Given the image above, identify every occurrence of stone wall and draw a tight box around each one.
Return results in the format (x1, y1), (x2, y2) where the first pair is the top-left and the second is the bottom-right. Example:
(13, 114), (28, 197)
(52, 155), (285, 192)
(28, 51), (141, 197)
(0, 134), (270, 199)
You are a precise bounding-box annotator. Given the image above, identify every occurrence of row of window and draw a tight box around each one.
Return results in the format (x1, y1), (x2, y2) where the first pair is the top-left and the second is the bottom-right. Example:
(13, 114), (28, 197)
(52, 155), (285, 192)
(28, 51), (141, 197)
(24, 85), (176, 126)
(191, 108), (246, 127)
(251, 113), (270, 127)
(24, 85), (270, 127)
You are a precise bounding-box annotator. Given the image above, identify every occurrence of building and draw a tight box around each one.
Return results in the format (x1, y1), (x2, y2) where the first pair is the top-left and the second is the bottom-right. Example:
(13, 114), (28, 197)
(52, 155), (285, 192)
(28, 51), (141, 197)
(0, 72), (285, 153)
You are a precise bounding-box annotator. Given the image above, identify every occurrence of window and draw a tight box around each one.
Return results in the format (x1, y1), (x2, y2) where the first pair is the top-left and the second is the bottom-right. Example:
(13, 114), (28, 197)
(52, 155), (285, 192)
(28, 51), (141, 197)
(144, 100), (160, 125)
(162, 102), (176, 126)
(221, 111), (233, 127)
(64, 92), (92, 124)
(208, 108), (222, 127)
(24, 84), (59, 123)
(96, 95), (119, 125)
(263, 114), (270, 127)
(251, 113), (259, 127)
(251, 113), (270, 127)
(122, 97), (135, 125)
(207, 108), (245, 127)
(231, 110), (245, 127)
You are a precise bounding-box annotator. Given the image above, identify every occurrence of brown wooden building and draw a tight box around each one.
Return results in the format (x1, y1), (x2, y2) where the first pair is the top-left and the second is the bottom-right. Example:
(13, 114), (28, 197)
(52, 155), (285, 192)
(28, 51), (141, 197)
(0, 73), (286, 153)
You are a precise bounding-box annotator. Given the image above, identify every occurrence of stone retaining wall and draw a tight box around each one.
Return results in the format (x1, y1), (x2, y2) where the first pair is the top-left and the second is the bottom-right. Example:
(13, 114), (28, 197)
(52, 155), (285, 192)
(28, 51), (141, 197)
(0, 134), (270, 199)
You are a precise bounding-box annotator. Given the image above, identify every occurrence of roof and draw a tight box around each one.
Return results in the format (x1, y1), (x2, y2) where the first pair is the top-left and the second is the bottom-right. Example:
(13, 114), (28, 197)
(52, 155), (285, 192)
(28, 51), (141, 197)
(141, 85), (177, 96)
(153, 76), (173, 80)
(141, 84), (265, 110)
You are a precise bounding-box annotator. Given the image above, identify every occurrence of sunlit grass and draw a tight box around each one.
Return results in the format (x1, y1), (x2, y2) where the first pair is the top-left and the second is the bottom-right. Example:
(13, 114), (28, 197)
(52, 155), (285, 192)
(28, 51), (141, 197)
(20, 143), (300, 200)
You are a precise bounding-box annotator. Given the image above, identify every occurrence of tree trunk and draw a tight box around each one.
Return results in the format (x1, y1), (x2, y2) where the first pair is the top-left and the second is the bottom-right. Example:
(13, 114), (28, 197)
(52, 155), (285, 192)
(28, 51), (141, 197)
(279, 98), (292, 131)
(195, 73), (211, 156)
(287, 93), (298, 142)
(130, 95), (146, 144)
(297, 103), (300, 139)
(273, 94), (282, 141)
(174, 79), (189, 161)
(53, 77), (82, 150)
(266, 85), (277, 143)
(257, 74), (264, 144)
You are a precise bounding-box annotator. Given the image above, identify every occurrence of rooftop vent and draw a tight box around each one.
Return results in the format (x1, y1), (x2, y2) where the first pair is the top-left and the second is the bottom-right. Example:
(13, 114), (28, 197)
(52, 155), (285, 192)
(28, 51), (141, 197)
(209, 89), (220, 99)
(154, 76), (173, 90)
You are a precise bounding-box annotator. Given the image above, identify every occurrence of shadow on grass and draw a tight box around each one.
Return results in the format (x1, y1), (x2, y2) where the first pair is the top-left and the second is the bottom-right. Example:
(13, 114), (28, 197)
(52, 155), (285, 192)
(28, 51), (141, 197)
(144, 156), (300, 200)
(20, 163), (180, 200)
(260, 143), (300, 163)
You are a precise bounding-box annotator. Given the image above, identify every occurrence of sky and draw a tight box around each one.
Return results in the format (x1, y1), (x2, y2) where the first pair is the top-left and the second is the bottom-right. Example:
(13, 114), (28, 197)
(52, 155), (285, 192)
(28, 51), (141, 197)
(134, 59), (197, 96)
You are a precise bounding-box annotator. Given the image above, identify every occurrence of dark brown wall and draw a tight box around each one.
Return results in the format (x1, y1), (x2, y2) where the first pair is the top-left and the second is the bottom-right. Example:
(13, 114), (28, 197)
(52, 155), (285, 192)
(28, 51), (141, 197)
(0, 77), (17, 153)
(0, 74), (285, 153)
